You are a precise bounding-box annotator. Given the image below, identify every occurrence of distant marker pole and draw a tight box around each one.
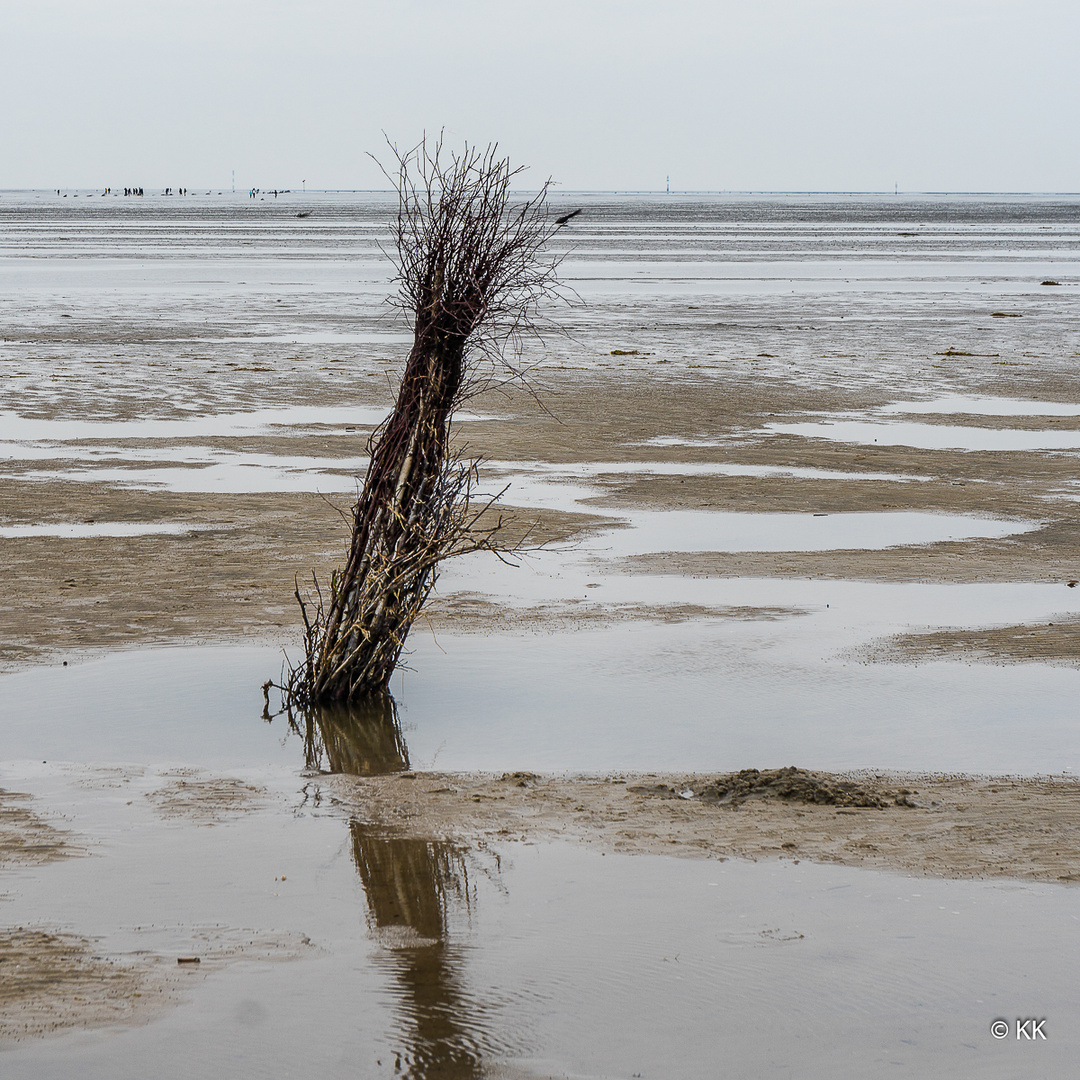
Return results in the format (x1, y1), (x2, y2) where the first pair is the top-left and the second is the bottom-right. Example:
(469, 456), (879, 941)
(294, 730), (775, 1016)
(666, 175), (670, 194)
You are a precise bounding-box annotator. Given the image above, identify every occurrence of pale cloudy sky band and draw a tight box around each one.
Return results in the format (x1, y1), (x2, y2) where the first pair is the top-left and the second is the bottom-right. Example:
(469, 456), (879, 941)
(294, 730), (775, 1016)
(2, 0), (1077, 191)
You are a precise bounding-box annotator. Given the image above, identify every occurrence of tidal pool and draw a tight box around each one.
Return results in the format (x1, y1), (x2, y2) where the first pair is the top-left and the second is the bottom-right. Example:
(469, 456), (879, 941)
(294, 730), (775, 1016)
(0, 405), (392, 441)
(883, 395), (1080, 417)
(488, 459), (931, 483)
(767, 418), (1080, 452)
(585, 509), (1032, 556)
(478, 469), (1032, 552)
(1, 449), (929, 495)
(0, 783), (1074, 1080)
(5, 571), (1080, 775)
(0, 522), (210, 539)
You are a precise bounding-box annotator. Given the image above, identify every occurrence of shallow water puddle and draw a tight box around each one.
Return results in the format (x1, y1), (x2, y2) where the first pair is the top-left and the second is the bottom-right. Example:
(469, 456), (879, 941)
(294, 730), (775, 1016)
(767, 418), (1080, 452)
(481, 469), (1031, 552)
(392, 623), (1080, 774)
(0, 442), (369, 471)
(421, 567), (1080, 774)
(426, 845), (1077, 1080)
(442, 552), (1080, 628)
(1, 449), (929, 495)
(0, 405), (392, 441)
(490, 458), (932, 484)
(5, 568), (1080, 774)
(1, 646), (295, 768)
(6, 458), (366, 494)
(766, 394), (1080, 452)
(883, 395), (1080, 417)
(0, 522), (214, 539)
(348, 839), (1080, 1080)
(1, 786), (1075, 1080)
(4, 443), (1005, 554)
(587, 509), (1031, 556)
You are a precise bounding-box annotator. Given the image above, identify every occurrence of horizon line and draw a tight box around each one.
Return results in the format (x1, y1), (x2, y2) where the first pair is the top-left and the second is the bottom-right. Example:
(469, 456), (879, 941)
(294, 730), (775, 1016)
(3, 187), (1080, 198)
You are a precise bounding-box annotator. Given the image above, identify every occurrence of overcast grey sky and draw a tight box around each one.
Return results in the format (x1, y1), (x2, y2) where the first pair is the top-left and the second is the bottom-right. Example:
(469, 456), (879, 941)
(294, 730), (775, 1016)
(3, 0), (1077, 192)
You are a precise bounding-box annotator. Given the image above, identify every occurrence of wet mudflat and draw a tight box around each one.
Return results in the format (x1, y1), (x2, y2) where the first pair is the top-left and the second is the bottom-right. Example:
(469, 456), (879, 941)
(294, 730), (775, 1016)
(3, 191), (1080, 1075)
(2, 760), (1078, 1080)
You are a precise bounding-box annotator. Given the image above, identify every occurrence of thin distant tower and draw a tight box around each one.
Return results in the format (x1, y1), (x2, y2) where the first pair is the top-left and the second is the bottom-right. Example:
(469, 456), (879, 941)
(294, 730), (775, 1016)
(232, 170), (236, 193)
(666, 175), (670, 194)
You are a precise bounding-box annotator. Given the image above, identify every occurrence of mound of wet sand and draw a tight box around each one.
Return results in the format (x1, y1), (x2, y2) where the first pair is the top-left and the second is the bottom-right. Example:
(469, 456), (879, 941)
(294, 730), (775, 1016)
(328, 769), (1080, 885)
(630, 766), (917, 808)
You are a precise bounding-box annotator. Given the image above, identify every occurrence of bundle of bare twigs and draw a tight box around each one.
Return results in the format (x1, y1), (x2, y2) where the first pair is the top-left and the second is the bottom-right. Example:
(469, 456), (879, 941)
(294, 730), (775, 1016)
(281, 137), (566, 707)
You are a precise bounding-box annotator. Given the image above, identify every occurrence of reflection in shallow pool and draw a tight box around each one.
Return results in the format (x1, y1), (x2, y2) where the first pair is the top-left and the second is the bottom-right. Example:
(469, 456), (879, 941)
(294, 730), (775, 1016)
(351, 824), (493, 1079)
(5, 572), (1080, 775)
(344, 822), (1080, 1078)
(6, 788), (1075, 1080)
(284, 697), (411, 776)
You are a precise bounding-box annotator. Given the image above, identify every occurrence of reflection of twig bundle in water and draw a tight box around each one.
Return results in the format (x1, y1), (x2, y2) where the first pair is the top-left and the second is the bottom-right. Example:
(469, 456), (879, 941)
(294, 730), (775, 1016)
(281, 135), (567, 708)
(350, 824), (484, 1078)
(296, 697), (411, 776)
(350, 824), (470, 938)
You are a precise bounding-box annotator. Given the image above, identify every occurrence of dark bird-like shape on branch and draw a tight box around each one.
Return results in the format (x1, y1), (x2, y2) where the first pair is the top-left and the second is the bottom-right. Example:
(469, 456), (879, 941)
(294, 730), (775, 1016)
(554, 208), (583, 226)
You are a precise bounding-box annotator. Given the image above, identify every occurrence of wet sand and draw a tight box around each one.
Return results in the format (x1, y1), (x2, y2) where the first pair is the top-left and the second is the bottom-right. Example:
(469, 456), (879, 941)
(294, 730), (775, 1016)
(4, 764), (1079, 1052)
(330, 768), (1080, 885)
(4, 372), (1080, 666)
(4, 193), (1080, 1056)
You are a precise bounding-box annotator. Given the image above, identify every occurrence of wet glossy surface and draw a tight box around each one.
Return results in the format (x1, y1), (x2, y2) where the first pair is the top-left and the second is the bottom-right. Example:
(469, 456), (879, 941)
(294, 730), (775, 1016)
(768, 418), (1080, 452)
(0, 405), (391, 440)
(493, 458), (932, 483)
(883, 395), (1080, 417)
(0, 522), (207, 538)
(4, 454), (367, 493)
(5, 572), (1080, 774)
(0, 451), (925, 494)
(3, 192), (1079, 416)
(586, 510), (1032, 556)
(0, 779), (1075, 1080)
(4, 192), (1080, 1077)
